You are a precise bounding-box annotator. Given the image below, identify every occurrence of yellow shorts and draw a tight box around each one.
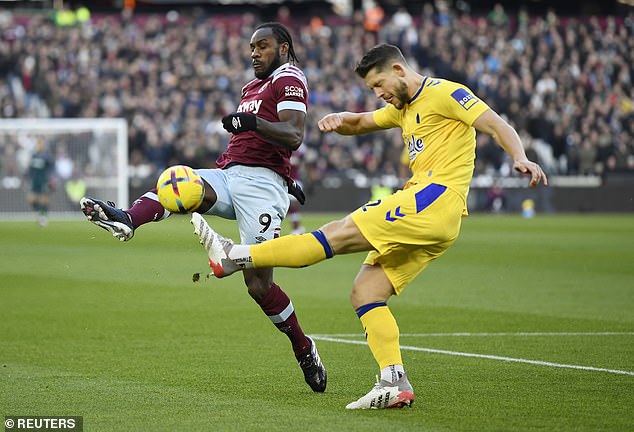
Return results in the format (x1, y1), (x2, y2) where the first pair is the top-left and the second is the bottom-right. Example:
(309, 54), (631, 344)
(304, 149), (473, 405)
(350, 183), (464, 294)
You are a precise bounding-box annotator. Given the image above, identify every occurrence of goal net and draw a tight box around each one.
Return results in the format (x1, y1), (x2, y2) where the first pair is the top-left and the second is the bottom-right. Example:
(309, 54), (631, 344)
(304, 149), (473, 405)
(0, 118), (128, 220)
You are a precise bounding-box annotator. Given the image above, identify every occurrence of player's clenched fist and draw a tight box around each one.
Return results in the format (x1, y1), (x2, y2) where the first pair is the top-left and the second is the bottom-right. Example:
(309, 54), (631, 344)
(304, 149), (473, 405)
(318, 112), (344, 132)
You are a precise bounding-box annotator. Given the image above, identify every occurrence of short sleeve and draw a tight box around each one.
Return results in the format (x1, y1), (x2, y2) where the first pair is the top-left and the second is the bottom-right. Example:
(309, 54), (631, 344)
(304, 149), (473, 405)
(438, 83), (490, 126)
(372, 104), (401, 129)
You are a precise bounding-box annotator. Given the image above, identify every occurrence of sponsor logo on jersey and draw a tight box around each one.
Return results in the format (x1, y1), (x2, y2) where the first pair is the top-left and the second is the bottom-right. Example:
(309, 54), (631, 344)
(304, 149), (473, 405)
(284, 85), (304, 98)
(405, 134), (424, 160)
(451, 88), (479, 110)
(237, 99), (263, 114)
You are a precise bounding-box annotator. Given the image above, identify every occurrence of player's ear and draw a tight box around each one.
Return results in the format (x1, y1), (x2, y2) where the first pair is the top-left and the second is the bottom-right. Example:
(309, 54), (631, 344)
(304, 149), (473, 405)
(279, 41), (289, 57)
(392, 63), (406, 77)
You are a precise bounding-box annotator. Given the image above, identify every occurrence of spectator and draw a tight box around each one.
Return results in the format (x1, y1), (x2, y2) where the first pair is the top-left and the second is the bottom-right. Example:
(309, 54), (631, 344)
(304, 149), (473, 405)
(0, 4), (632, 188)
(363, 0), (384, 33)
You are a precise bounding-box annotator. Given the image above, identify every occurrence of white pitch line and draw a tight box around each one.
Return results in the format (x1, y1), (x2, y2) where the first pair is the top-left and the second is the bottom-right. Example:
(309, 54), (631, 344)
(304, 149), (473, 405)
(313, 332), (634, 337)
(310, 335), (634, 377)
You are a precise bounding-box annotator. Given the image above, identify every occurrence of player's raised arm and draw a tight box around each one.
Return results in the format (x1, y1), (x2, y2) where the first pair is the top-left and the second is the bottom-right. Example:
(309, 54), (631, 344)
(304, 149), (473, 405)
(318, 111), (383, 135)
(472, 108), (548, 188)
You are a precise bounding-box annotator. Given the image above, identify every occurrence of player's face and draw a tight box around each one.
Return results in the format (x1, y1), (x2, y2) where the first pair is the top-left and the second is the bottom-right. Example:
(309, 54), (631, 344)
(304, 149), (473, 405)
(249, 28), (288, 79)
(364, 68), (410, 110)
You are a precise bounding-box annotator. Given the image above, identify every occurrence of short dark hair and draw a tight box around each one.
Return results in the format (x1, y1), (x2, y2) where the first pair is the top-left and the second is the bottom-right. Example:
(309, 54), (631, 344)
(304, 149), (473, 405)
(255, 22), (299, 64)
(354, 44), (407, 78)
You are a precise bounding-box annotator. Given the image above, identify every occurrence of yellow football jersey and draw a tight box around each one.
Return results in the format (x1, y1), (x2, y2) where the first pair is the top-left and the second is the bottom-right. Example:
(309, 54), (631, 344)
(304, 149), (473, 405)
(373, 77), (490, 202)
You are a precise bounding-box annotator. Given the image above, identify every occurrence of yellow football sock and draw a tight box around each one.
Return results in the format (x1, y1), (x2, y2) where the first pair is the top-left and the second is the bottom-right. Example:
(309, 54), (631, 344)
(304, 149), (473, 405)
(358, 303), (403, 369)
(251, 231), (333, 268)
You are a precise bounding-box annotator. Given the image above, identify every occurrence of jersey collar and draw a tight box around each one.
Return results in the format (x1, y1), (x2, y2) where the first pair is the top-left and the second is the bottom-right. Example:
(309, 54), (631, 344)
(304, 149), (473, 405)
(270, 62), (291, 77)
(408, 76), (427, 104)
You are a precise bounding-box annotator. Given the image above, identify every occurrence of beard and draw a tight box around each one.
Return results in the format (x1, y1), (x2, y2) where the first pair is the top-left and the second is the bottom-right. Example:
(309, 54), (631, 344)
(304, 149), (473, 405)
(391, 79), (410, 109)
(255, 52), (283, 79)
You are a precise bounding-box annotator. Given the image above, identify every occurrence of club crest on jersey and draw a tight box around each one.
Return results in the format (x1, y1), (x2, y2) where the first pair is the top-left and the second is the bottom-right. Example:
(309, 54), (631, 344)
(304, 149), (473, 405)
(451, 88), (479, 110)
(406, 134), (424, 161)
(237, 99), (263, 114)
(258, 82), (269, 94)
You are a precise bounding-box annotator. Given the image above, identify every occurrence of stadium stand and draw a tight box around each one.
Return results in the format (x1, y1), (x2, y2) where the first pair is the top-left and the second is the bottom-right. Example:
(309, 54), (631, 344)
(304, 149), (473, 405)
(1, 3), (632, 199)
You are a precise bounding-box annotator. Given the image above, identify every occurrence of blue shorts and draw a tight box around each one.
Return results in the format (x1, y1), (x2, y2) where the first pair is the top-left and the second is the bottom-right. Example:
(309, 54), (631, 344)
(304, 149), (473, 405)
(196, 166), (290, 245)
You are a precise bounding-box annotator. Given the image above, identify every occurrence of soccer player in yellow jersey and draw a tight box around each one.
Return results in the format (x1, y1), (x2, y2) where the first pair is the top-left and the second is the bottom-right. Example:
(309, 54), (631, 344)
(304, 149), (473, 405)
(191, 44), (547, 409)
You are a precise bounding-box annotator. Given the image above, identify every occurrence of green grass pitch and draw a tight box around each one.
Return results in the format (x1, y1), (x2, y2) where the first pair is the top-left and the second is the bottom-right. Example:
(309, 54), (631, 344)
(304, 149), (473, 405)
(1, 213), (633, 431)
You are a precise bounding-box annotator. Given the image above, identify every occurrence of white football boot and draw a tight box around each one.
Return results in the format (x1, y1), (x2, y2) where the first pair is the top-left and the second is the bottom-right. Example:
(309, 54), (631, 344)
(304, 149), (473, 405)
(346, 373), (414, 410)
(191, 212), (241, 277)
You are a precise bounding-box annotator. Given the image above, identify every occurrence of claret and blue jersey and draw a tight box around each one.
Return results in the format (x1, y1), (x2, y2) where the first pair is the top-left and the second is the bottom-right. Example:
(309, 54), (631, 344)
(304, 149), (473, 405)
(215, 62), (309, 182)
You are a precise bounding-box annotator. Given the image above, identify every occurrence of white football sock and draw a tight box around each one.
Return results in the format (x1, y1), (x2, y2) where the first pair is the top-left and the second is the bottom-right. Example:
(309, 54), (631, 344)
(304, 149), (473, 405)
(380, 364), (405, 383)
(227, 244), (254, 269)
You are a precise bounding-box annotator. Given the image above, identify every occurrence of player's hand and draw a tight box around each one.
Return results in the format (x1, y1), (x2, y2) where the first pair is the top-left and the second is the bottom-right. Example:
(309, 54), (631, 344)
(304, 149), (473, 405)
(513, 159), (548, 188)
(318, 113), (344, 132)
(222, 112), (257, 134)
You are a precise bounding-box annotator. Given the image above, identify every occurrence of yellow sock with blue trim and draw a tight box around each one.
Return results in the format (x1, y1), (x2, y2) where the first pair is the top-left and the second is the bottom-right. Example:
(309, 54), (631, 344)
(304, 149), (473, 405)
(356, 302), (403, 369)
(250, 230), (334, 268)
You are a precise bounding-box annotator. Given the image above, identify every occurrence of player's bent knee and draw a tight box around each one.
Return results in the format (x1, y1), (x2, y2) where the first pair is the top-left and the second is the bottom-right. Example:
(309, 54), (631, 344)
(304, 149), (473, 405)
(349, 287), (363, 309)
(349, 281), (387, 310)
(349, 265), (395, 309)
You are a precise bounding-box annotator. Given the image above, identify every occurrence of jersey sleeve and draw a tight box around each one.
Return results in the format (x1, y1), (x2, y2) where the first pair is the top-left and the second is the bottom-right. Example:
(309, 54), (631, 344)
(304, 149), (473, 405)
(372, 104), (401, 129)
(272, 73), (308, 113)
(436, 81), (490, 126)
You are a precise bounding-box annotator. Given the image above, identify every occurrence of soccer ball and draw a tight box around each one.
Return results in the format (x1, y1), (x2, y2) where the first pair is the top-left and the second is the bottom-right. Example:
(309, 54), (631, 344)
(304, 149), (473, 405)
(156, 165), (205, 213)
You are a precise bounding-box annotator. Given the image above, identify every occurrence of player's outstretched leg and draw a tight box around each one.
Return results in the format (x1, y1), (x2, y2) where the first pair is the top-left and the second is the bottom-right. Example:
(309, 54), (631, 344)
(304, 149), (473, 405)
(345, 373), (414, 409)
(191, 212), (241, 277)
(297, 336), (327, 392)
(80, 197), (135, 241)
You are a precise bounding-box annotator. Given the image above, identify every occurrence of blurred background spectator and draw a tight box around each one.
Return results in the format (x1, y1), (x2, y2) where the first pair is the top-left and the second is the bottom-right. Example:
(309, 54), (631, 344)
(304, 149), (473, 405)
(0, 0), (632, 196)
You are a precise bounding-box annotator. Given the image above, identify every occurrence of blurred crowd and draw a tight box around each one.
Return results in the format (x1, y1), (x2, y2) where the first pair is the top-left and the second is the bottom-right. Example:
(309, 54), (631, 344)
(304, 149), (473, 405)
(0, 2), (633, 192)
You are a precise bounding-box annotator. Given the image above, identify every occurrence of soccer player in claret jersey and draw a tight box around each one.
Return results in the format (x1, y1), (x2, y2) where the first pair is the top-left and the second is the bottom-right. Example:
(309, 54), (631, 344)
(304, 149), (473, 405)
(80, 22), (326, 393)
(191, 44), (548, 409)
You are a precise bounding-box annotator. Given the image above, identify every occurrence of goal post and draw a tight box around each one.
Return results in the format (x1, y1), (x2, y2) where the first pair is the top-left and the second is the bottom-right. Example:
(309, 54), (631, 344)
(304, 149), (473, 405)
(0, 118), (128, 220)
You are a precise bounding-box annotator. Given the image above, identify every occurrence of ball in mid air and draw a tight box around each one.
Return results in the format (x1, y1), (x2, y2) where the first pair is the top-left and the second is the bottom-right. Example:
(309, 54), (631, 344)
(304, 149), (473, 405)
(156, 165), (205, 213)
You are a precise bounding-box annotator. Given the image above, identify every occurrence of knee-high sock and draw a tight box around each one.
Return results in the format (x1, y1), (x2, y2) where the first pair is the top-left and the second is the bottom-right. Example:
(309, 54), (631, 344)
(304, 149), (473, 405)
(356, 302), (402, 369)
(126, 188), (169, 228)
(256, 283), (310, 357)
(250, 230), (333, 268)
